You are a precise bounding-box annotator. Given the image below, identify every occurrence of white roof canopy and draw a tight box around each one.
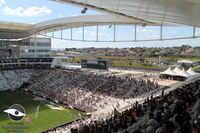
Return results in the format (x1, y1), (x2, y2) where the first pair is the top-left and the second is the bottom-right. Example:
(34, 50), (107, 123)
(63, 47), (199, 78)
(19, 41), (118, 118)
(0, 15), (137, 39)
(2, 0), (200, 40)
(55, 0), (200, 26)
(187, 67), (199, 75)
(160, 67), (176, 76)
(160, 67), (197, 78)
(176, 68), (191, 77)
(173, 66), (181, 74)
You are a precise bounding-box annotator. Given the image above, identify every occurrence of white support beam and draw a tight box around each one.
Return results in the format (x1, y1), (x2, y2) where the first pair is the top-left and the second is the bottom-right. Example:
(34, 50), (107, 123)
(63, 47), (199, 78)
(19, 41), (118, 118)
(34, 32), (37, 58)
(97, 24), (99, 42)
(70, 28), (72, 40)
(160, 25), (163, 40)
(193, 27), (196, 38)
(61, 27), (63, 39)
(114, 24), (116, 42)
(134, 24), (137, 41)
(52, 31), (54, 38)
(82, 26), (84, 41)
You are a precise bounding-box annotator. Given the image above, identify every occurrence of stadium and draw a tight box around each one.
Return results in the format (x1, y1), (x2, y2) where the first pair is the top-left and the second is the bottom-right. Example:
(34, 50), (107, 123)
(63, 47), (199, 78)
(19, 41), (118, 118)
(0, 0), (200, 133)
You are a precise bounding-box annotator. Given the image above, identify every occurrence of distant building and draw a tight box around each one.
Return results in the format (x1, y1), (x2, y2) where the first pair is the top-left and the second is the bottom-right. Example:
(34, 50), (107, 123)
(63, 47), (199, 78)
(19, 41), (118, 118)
(81, 59), (110, 70)
(183, 47), (200, 56)
(177, 59), (198, 68)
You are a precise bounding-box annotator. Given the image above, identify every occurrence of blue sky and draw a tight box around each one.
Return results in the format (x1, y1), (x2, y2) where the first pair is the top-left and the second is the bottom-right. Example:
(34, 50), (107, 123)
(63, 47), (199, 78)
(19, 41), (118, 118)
(0, 0), (200, 48)
(0, 0), (101, 23)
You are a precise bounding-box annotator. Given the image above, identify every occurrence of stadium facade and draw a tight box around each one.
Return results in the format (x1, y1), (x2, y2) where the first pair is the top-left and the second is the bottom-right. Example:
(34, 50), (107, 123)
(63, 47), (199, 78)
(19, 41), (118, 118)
(0, 37), (51, 58)
(20, 37), (51, 58)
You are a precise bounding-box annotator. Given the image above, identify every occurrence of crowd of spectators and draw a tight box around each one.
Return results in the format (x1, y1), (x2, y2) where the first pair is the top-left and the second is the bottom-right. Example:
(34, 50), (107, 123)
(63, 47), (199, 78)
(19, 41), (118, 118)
(0, 49), (12, 59)
(0, 68), (199, 133)
(0, 69), (32, 90)
(48, 79), (200, 133)
(27, 69), (159, 112)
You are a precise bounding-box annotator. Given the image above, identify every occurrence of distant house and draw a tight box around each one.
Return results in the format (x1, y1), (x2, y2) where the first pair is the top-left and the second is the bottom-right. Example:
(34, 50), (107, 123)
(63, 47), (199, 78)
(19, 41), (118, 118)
(184, 47), (200, 56)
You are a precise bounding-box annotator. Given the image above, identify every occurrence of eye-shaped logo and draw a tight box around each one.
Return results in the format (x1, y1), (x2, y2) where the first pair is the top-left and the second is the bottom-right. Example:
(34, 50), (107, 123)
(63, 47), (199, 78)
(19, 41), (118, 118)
(4, 104), (26, 122)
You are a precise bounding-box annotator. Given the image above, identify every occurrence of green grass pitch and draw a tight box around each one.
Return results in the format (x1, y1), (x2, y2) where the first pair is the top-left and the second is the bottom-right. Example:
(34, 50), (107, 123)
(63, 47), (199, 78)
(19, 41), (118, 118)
(0, 91), (83, 133)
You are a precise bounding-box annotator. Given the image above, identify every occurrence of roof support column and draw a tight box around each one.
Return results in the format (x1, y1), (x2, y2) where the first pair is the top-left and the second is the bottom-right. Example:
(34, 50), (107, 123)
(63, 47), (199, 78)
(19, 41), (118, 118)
(70, 28), (72, 40)
(134, 24), (137, 41)
(61, 27), (63, 39)
(97, 24), (99, 42)
(160, 25), (163, 40)
(34, 32), (37, 58)
(52, 31), (54, 38)
(82, 26), (84, 41)
(114, 24), (116, 42)
(193, 26), (196, 38)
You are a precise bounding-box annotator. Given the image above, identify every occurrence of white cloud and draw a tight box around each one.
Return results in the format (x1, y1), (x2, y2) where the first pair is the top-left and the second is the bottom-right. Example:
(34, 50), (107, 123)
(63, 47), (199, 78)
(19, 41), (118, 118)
(142, 29), (153, 33)
(195, 30), (200, 35)
(74, 28), (83, 34)
(3, 6), (52, 17)
(170, 31), (177, 34)
(84, 29), (96, 37)
(136, 27), (160, 39)
(99, 26), (111, 31)
(0, 0), (5, 6)
(58, 14), (63, 18)
(70, 14), (78, 17)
